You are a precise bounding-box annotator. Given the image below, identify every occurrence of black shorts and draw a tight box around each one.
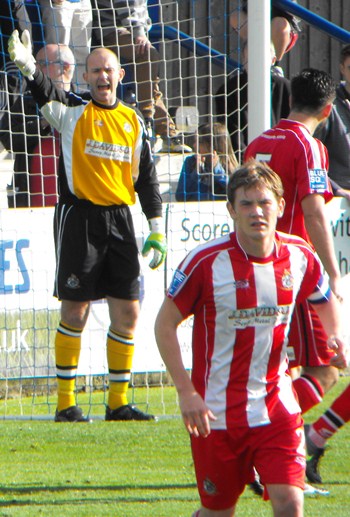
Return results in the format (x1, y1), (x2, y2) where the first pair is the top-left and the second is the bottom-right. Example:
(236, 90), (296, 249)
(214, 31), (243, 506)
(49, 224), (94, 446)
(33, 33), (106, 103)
(54, 202), (140, 302)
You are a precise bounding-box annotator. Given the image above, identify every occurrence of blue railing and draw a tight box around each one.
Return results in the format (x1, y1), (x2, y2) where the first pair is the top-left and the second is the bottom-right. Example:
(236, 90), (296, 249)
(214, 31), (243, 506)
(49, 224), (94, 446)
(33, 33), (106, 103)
(149, 25), (240, 73)
(274, 0), (350, 44)
(148, 0), (350, 75)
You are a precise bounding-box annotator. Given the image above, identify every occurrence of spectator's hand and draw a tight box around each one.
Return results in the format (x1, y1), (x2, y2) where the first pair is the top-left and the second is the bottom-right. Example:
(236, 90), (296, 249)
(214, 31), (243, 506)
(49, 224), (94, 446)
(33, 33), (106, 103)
(142, 217), (167, 269)
(8, 30), (36, 80)
(134, 35), (152, 56)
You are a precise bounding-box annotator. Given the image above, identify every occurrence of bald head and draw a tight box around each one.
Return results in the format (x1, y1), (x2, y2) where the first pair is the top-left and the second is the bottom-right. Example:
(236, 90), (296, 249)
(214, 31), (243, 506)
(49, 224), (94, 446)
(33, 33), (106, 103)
(86, 47), (121, 71)
(36, 44), (75, 91)
(83, 47), (125, 105)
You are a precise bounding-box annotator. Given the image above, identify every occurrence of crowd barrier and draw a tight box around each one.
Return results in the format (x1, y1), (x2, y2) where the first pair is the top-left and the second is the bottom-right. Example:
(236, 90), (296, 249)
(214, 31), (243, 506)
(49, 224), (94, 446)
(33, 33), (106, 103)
(0, 198), (349, 379)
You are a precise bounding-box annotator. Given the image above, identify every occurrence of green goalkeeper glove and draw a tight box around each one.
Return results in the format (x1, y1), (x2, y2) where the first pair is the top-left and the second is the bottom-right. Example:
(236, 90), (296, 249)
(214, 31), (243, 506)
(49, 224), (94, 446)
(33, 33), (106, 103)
(8, 30), (36, 80)
(142, 217), (167, 270)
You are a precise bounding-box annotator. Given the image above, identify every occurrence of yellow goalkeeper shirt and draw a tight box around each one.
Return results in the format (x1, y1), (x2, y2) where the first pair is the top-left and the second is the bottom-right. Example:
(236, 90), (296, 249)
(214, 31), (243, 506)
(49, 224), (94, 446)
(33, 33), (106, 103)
(29, 70), (162, 218)
(41, 98), (142, 206)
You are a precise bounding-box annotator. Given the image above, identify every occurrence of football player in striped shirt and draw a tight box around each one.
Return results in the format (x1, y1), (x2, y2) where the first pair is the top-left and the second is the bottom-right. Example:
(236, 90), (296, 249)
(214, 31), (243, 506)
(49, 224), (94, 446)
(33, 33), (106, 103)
(155, 160), (347, 517)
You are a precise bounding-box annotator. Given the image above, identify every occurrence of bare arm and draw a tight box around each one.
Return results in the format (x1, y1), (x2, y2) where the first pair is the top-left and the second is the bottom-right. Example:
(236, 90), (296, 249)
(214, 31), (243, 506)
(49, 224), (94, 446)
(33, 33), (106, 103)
(154, 297), (216, 437)
(312, 294), (348, 368)
(334, 188), (350, 202)
(302, 194), (341, 296)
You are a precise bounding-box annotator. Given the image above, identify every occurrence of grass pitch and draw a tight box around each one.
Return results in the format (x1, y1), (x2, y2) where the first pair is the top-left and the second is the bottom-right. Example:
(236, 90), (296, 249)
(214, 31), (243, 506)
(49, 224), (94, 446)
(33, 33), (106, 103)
(0, 377), (349, 516)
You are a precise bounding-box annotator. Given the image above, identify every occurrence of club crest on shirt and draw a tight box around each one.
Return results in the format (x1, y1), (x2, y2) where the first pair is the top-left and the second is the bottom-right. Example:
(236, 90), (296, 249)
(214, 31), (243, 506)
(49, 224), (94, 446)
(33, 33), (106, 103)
(124, 122), (132, 133)
(233, 279), (249, 289)
(281, 270), (294, 289)
(94, 119), (103, 126)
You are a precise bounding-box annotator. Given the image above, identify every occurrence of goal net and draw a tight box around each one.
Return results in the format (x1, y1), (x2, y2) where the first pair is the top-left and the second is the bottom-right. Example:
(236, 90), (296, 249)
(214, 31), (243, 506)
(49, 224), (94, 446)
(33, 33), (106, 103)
(0, 0), (246, 419)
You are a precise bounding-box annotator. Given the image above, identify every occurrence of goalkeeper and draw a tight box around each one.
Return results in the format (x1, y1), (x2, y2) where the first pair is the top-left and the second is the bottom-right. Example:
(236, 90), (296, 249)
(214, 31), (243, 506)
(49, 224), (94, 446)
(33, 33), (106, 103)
(8, 29), (167, 423)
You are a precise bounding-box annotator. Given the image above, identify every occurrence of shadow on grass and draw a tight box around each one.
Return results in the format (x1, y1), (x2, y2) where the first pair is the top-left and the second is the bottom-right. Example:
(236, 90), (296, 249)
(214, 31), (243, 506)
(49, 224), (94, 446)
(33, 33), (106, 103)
(0, 482), (197, 507)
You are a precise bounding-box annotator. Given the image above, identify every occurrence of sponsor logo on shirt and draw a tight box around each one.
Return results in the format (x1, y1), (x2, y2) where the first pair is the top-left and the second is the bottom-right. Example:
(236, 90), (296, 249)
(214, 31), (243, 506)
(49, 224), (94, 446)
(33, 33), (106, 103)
(308, 168), (327, 191)
(228, 305), (291, 328)
(85, 139), (132, 162)
(168, 269), (187, 297)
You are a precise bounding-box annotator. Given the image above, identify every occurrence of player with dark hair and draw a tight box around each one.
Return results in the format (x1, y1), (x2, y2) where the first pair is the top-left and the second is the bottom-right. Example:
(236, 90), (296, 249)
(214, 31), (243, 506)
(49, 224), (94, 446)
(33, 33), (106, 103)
(245, 69), (342, 424)
(315, 43), (350, 200)
(155, 160), (347, 517)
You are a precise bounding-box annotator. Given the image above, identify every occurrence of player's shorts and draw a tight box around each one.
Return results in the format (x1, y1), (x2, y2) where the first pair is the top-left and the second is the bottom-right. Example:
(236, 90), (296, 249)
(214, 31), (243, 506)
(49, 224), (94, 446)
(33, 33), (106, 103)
(191, 412), (305, 511)
(191, 413), (305, 510)
(287, 300), (334, 368)
(54, 201), (140, 302)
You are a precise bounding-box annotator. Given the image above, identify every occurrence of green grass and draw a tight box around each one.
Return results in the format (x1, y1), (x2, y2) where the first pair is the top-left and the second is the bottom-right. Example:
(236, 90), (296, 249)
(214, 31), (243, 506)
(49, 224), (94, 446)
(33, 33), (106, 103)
(0, 377), (349, 516)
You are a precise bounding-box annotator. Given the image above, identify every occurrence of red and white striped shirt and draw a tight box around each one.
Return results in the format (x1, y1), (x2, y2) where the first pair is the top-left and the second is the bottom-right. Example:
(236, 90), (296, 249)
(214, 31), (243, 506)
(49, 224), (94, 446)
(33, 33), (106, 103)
(168, 232), (329, 430)
(244, 119), (333, 245)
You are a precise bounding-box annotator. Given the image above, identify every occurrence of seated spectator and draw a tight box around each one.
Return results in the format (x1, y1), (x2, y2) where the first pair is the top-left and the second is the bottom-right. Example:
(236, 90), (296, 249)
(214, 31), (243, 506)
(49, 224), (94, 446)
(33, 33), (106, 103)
(38, 0), (92, 90)
(1, 43), (75, 207)
(230, 1), (301, 74)
(92, 0), (191, 153)
(314, 44), (350, 201)
(216, 43), (291, 160)
(175, 122), (238, 202)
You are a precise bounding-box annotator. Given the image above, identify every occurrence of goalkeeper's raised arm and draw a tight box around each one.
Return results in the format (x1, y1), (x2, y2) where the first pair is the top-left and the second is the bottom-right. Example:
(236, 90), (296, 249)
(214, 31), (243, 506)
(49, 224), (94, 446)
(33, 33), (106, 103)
(8, 29), (167, 423)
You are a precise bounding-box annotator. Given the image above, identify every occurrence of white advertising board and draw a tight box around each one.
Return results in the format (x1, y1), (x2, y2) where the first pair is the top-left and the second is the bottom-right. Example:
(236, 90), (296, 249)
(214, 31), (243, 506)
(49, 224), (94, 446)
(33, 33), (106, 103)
(1, 198), (350, 378)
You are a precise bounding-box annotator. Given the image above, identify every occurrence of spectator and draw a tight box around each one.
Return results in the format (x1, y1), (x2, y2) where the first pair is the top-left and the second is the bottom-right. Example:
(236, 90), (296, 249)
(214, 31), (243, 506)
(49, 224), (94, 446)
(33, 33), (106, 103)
(1, 43), (75, 207)
(0, 1), (30, 142)
(175, 122), (238, 202)
(314, 43), (350, 201)
(230, 1), (301, 73)
(155, 160), (346, 517)
(245, 69), (343, 418)
(92, 0), (192, 153)
(23, 0), (46, 55)
(38, 0), (92, 90)
(305, 382), (350, 484)
(9, 29), (167, 422)
(216, 42), (290, 159)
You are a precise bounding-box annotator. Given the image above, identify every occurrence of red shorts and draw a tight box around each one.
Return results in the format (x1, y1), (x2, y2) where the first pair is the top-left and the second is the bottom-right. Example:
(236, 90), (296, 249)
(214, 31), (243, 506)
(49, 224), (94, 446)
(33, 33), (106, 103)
(285, 31), (298, 53)
(191, 413), (305, 511)
(287, 300), (334, 368)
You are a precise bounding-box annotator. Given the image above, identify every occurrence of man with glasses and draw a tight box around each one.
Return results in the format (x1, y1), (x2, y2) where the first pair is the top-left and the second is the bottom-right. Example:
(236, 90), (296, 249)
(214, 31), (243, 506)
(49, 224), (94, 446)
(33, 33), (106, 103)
(1, 43), (75, 207)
